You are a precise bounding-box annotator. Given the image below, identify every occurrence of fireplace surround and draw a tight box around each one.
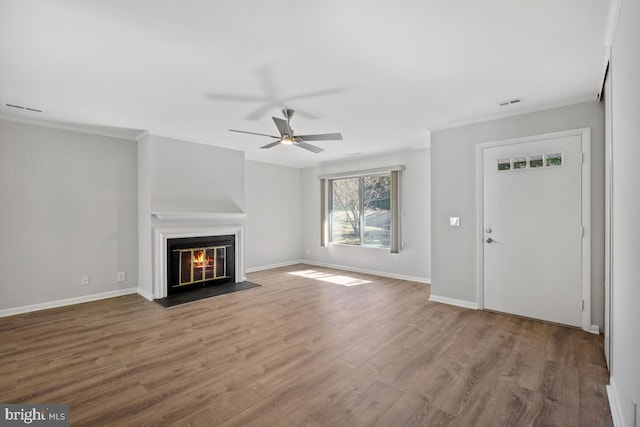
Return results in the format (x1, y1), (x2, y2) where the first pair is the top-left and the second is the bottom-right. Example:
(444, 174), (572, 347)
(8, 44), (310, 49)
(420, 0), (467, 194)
(153, 223), (244, 299)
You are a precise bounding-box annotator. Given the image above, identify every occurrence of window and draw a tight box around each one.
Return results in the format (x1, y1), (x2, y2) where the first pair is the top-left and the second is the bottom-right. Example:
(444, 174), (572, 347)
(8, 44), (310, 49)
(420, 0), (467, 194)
(329, 174), (391, 247)
(320, 166), (402, 253)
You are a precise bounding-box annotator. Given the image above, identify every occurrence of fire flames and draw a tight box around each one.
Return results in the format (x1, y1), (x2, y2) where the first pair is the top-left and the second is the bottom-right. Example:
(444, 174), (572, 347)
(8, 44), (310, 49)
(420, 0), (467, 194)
(192, 250), (213, 268)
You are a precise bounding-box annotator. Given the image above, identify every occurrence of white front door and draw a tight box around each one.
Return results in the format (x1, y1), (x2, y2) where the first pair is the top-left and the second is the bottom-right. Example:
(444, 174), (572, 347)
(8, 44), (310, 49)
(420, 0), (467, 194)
(482, 135), (583, 327)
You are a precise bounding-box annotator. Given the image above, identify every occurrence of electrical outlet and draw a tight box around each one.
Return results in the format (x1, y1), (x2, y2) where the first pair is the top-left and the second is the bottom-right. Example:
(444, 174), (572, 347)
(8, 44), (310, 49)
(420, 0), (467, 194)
(81, 275), (90, 285)
(117, 272), (126, 282)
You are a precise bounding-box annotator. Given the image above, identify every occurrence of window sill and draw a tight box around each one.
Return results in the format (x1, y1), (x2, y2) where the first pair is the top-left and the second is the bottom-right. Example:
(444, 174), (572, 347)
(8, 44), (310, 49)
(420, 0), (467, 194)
(327, 243), (391, 250)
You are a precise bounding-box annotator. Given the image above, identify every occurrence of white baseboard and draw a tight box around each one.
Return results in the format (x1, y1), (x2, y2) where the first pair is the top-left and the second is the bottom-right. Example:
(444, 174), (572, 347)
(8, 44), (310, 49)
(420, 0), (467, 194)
(137, 287), (154, 301)
(244, 259), (430, 284)
(607, 377), (624, 427)
(0, 288), (139, 318)
(245, 259), (305, 274)
(589, 324), (601, 334)
(429, 294), (478, 310)
(300, 259), (430, 284)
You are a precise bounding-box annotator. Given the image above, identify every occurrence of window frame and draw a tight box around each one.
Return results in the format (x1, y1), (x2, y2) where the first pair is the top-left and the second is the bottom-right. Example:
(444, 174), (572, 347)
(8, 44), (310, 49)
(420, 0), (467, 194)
(328, 173), (390, 248)
(319, 165), (404, 253)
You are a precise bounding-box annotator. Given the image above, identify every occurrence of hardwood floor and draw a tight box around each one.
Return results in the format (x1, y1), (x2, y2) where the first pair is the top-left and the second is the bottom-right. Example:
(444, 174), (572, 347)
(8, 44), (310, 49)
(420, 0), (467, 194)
(0, 264), (612, 426)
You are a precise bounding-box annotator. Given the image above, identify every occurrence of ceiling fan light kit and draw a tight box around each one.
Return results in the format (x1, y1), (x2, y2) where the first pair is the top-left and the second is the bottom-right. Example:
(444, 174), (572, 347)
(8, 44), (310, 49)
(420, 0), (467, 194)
(229, 109), (342, 154)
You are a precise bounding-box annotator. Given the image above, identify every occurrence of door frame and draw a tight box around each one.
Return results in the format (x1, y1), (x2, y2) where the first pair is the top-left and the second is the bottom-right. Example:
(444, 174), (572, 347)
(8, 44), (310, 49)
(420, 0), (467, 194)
(475, 128), (593, 333)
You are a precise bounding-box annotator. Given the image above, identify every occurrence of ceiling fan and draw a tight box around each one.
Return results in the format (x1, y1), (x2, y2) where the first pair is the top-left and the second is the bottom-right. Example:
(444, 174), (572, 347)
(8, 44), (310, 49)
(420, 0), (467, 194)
(229, 109), (342, 153)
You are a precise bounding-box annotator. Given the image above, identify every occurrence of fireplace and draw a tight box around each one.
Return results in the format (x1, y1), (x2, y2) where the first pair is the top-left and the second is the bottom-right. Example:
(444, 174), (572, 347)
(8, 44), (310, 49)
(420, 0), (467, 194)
(151, 223), (245, 300)
(166, 235), (235, 295)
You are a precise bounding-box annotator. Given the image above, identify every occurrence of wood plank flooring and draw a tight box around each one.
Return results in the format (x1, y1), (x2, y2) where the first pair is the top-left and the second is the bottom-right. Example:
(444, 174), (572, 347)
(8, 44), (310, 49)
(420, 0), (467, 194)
(0, 264), (612, 426)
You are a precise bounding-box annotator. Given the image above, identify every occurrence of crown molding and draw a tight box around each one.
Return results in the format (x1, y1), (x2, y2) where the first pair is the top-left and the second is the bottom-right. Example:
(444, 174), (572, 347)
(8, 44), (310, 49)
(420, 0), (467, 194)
(135, 129), (151, 141)
(0, 112), (139, 141)
(427, 95), (597, 133)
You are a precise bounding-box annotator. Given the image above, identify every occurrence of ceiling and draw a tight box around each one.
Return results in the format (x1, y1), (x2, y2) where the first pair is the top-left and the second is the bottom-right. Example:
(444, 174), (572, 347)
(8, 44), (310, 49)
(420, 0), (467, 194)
(0, 0), (610, 167)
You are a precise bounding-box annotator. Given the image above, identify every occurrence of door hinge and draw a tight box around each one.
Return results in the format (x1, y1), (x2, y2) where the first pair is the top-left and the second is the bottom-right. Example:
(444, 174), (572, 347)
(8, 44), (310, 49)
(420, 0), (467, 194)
(581, 226), (585, 237)
(581, 299), (585, 311)
(581, 152), (585, 164)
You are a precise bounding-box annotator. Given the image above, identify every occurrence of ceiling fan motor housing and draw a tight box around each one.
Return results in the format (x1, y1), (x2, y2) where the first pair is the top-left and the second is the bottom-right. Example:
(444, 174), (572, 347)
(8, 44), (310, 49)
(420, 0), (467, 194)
(282, 109), (295, 119)
(229, 108), (341, 153)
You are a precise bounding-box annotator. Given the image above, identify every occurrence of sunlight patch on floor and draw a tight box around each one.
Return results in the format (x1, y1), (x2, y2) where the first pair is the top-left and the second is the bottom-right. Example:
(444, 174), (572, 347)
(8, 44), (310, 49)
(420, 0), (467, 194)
(288, 269), (372, 287)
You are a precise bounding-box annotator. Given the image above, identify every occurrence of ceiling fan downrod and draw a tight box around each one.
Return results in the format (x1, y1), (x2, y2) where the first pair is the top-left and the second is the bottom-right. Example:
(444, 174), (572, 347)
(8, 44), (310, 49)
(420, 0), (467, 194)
(282, 109), (295, 136)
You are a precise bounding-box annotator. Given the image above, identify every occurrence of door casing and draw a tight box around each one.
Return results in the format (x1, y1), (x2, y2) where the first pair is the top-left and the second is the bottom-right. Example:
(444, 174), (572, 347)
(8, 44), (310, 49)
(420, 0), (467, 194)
(475, 128), (594, 333)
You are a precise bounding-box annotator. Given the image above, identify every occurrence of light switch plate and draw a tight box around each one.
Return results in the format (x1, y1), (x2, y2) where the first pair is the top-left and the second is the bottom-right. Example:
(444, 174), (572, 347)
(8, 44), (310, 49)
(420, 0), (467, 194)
(449, 217), (460, 227)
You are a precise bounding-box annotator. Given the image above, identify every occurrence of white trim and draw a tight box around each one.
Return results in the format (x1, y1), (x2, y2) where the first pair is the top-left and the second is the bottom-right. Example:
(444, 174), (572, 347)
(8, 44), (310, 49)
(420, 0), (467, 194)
(607, 378), (624, 427)
(135, 129), (151, 141)
(597, 0), (621, 101)
(245, 259), (306, 273)
(428, 96), (596, 133)
(603, 57), (614, 372)
(137, 287), (154, 301)
(582, 129), (592, 333)
(603, 0), (622, 47)
(153, 225), (244, 299)
(244, 259), (431, 284)
(300, 259), (430, 284)
(589, 324), (600, 335)
(475, 128), (592, 332)
(152, 212), (248, 221)
(0, 113), (139, 141)
(428, 294), (478, 310)
(0, 288), (138, 318)
(318, 165), (405, 180)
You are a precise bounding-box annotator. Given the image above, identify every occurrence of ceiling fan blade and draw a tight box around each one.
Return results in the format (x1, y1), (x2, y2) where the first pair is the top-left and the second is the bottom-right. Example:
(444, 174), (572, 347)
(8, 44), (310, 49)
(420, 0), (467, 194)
(292, 110), (318, 120)
(260, 141), (281, 149)
(229, 129), (279, 138)
(283, 87), (344, 101)
(246, 102), (278, 121)
(296, 133), (343, 141)
(295, 141), (324, 153)
(206, 93), (264, 102)
(272, 117), (290, 136)
(255, 66), (277, 99)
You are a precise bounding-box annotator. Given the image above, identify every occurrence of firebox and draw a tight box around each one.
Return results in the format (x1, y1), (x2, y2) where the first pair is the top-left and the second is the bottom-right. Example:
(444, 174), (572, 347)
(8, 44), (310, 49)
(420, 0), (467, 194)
(166, 235), (235, 295)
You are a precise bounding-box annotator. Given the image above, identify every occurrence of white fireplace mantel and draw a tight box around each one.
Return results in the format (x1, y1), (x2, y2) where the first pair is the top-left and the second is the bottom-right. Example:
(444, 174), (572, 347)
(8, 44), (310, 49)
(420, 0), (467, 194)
(152, 212), (248, 221)
(152, 224), (244, 299)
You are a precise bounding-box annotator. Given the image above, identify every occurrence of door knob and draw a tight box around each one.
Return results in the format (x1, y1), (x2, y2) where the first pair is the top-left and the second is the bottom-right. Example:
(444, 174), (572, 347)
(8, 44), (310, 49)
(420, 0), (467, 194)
(486, 237), (495, 243)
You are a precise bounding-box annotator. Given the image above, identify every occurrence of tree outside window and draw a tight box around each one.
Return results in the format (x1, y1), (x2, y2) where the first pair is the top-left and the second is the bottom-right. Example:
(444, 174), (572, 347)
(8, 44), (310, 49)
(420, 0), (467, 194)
(330, 174), (390, 247)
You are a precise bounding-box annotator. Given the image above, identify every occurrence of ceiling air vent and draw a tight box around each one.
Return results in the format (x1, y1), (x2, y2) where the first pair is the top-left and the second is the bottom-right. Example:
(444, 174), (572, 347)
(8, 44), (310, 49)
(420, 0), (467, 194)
(498, 98), (524, 107)
(5, 103), (44, 113)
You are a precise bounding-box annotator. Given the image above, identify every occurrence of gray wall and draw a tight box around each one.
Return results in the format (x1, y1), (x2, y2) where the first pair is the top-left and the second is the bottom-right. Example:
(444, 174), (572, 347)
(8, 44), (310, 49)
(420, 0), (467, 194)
(0, 120), (138, 309)
(300, 148), (431, 282)
(430, 101), (605, 328)
(148, 135), (245, 213)
(609, 0), (640, 423)
(137, 133), (246, 296)
(245, 160), (302, 269)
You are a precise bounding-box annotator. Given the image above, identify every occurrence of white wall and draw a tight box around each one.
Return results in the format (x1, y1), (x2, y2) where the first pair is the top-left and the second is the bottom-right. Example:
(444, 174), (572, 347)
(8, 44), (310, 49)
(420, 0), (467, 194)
(609, 0), (640, 424)
(244, 160), (302, 270)
(137, 133), (246, 296)
(0, 120), (138, 309)
(300, 148), (431, 282)
(430, 101), (605, 328)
